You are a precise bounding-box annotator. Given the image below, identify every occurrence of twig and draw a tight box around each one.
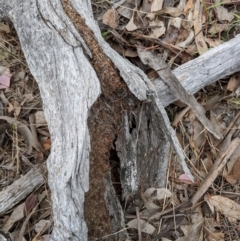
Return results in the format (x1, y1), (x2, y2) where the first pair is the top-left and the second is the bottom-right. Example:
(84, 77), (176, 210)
(136, 207), (142, 241)
(191, 137), (240, 205)
(138, 50), (222, 140)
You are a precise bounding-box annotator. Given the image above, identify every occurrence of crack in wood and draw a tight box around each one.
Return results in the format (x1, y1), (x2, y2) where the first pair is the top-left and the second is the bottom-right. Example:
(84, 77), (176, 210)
(61, 0), (140, 239)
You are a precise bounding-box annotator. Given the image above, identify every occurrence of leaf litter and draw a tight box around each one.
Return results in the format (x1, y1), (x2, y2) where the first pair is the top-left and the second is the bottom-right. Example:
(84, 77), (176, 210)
(93, 0), (240, 240)
(1, 0), (240, 240)
(0, 22), (51, 241)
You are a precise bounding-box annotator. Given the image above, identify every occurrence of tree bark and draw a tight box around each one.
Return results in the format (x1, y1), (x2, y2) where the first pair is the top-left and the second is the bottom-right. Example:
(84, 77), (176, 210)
(1, 1), (240, 241)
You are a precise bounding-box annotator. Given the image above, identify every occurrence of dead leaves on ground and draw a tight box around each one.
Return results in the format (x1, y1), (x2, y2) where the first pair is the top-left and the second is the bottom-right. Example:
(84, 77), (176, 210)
(0, 22), (51, 241)
(123, 62), (240, 240)
(1, 190), (51, 241)
(97, 0), (238, 61)
(94, 0), (240, 240)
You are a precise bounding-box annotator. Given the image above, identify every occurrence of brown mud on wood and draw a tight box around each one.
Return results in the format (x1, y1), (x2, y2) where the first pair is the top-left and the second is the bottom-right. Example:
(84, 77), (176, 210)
(61, 0), (140, 239)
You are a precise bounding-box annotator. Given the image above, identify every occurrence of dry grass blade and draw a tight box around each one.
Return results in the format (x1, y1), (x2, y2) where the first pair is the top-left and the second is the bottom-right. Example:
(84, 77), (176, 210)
(136, 207), (142, 241)
(191, 137), (240, 205)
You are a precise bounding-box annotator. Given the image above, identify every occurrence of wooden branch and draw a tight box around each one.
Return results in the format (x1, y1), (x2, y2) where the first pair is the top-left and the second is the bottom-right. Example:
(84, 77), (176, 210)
(138, 50), (222, 140)
(154, 34), (240, 106)
(0, 164), (46, 216)
(1, 1), (239, 241)
(1, 1), (98, 240)
(116, 105), (171, 198)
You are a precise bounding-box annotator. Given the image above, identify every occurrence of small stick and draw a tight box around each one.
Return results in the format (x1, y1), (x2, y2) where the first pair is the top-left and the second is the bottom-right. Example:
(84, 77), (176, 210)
(136, 207), (142, 241)
(191, 137), (240, 205)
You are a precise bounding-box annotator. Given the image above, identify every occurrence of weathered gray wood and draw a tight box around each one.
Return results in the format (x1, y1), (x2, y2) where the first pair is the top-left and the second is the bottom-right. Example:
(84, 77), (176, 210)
(155, 34), (240, 106)
(0, 164), (46, 216)
(138, 50), (222, 139)
(104, 173), (129, 240)
(0, 1), (154, 240)
(116, 104), (170, 199)
(1, 1), (240, 241)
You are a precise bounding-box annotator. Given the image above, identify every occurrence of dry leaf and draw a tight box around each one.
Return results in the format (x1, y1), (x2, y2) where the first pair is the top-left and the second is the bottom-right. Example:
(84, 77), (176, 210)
(0, 66), (11, 89)
(210, 111), (222, 137)
(0, 116), (43, 153)
(208, 232), (224, 241)
(0, 91), (9, 104)
(208, 24), (228, 35)
(102, 9), (119, 28)
(194, 0), (208, 54)
(0, 66), (10, 76)
(206, 195), (240, 220)
(185, 109), (195, 122)
(0, 74), (11, 89)
(117, 3), (133, 19)
(225, 150), (240, 176)
(3, 202), (25, 232)
(8, 102), (14, 113)
(14, 70), (25, 81)
(151, 0), (164, 12)
(127, 219), (156, 234)
(141, 0), (152, 13)
(13, 100), (21, 117)
(22, 93), (34, 104)
(201, 153), (213, 173)
(215, 4), (234, 22)
(109, 41), (124, 56)
(193, 120), (205, 148)
(225, 175), (238, 185)
(178, 174), (193, 183)
(34, 220), (51, 233)
(170, 17), (182, 29)
(176, 206), (203, 241)
(231, 157), (240, 180)
(9, 231), (26, 241)
(227, 73), (240, 92)
(143, 199), (161, 213)
(24, 194), (38, 216)
(37, 128), (50, 137)
(35, 111), (47, 128)
(184, 0), (195, 12)
(172, 106), (190, 127)
(32, 234), (50, 241)
(226, 158), (240, 185)
(204, 94), (223, 111)
(144, 187), (172, 200)
(126, 11), (138, 31)
(142, 188), (172, 212)
(153, 7), (183, 17)
(0, 22), (10, 33)
(146, 12), (156, 21)
(205, 37), (222, 48)
(149, 19), (165, 38)
(177, 30), (194, 48)
(185, 44), (197, 55)
(182, 11), (193, 30)
(125, 48), (138, 57)
(43, 138), (51, 151)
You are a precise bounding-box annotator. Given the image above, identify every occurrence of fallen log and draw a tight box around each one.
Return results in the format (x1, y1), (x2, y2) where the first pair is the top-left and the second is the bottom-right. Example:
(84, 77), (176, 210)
(0, 0), (240, 240)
